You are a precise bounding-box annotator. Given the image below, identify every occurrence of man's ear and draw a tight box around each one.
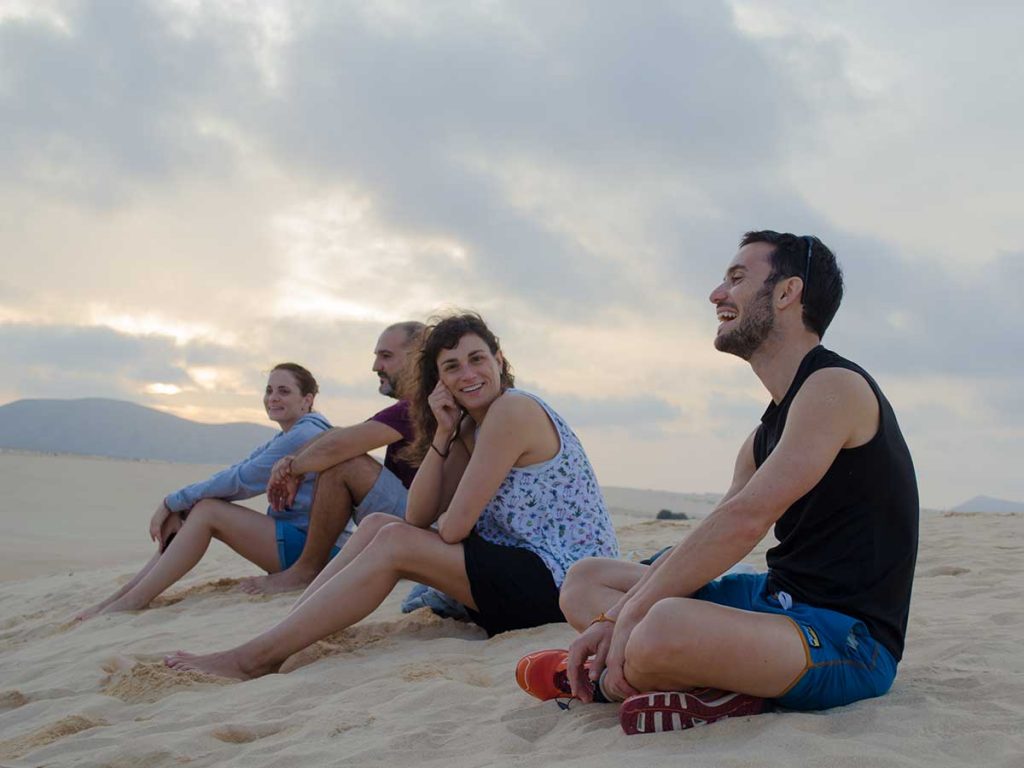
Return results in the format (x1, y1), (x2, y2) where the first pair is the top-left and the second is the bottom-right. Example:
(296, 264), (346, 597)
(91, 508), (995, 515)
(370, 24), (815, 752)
(777, 276), (804, 309)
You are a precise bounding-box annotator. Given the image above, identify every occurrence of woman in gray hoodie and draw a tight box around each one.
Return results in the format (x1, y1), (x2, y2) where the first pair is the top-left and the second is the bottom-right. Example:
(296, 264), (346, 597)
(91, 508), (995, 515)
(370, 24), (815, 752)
(76, 363), (331, 619)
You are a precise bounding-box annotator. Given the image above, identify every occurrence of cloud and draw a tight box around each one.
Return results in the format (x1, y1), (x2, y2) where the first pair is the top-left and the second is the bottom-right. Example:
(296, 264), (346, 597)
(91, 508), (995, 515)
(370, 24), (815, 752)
(828, 241), (1022, 380)
(0, 322), (249, 399)
(0, 1), (814, 320)
(526, 386), (682, 434)
(1, 1), (1020, 507)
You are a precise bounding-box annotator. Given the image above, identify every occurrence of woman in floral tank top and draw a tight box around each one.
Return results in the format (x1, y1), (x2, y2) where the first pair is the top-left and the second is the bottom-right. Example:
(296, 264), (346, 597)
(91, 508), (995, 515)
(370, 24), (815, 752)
(165, 313), (618, 679)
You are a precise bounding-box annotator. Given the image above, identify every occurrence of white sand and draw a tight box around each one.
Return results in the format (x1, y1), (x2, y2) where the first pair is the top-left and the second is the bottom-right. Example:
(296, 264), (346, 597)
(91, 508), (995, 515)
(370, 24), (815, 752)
(0, 453), (1022, 766)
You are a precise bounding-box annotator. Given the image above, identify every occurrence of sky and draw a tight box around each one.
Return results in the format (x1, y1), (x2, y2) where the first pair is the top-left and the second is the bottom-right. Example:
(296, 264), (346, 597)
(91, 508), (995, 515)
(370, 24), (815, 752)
(1, 0), (1019, 509)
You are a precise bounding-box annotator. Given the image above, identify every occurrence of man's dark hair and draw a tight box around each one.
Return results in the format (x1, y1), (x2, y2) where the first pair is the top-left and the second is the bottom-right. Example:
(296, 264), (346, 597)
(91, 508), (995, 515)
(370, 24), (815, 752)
(740, 230), (844, 337)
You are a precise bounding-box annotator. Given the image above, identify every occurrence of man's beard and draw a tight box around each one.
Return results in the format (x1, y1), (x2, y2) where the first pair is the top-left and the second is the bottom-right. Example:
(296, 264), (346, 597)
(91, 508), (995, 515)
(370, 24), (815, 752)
(378, 373), (400, 398)
(714, 284), (775, 360)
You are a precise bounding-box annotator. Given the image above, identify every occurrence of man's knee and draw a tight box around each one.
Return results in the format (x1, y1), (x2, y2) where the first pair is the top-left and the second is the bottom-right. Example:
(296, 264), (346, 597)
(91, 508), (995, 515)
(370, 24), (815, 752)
(320, 454), (381, 486)
(559, 558), (609, 623)
(318, 455), (369, 487)
(562, 557), (606, 593)
(624, 598), (694, 677)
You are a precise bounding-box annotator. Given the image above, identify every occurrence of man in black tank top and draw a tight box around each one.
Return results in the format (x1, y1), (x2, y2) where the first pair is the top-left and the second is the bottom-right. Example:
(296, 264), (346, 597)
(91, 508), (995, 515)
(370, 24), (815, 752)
(527, 231), (918, 735)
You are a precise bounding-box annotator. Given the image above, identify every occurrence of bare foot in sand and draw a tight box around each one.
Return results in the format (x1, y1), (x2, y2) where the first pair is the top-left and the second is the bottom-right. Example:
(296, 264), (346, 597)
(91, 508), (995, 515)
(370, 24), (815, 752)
(164, 650), (278, 680)
(238, 566), (316, 596)
(73, 604), (106, 623)
(97, 595), (147, 616)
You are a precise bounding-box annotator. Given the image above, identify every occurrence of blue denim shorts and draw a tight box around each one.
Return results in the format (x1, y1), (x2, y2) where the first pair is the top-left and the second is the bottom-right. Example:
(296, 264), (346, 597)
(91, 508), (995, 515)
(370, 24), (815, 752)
(275, 466), (408, 568)
(694, 572), (898, 711)
(274, 520), (341, 571)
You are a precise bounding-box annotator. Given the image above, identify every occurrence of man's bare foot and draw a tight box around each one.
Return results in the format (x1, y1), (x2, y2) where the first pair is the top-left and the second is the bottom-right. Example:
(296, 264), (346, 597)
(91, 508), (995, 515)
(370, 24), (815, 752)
(164, 650), (278, 680)
(239, 567), (316, 596)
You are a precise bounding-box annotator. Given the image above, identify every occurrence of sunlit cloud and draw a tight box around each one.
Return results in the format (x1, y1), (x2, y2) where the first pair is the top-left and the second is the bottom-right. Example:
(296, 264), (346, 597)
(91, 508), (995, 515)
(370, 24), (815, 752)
(0, 0), (1020, 508)
(144, 382), (183, 395)
(270, 191), (472, 323)
(87, 307), (237, 347)
(0, 0), (71, 33)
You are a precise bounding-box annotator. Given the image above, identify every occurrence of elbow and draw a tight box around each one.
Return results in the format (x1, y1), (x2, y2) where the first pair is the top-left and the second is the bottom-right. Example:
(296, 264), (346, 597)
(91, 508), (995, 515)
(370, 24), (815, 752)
(404, 507), (432, 530)
(714, 502), (775, 549)
(437, 520), (468, 545)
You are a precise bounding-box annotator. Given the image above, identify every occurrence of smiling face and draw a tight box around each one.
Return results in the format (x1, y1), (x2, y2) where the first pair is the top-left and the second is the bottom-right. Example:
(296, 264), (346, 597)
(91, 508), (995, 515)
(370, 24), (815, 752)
(372, 328), (414, 398)
(709, 241), (779, 360)
(435, 333), (505, 412)
(263, 369), (314, 430)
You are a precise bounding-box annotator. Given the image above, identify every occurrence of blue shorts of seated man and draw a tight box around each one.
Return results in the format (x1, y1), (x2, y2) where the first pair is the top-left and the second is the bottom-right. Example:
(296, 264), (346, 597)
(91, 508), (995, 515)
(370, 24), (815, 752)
(274, 464), (408, 570)
(693, 572), (897, 711)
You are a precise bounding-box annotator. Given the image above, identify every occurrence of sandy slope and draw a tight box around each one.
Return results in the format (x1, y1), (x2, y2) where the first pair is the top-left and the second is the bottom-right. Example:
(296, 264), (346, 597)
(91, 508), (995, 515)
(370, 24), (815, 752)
(0, 455), (1022, 767)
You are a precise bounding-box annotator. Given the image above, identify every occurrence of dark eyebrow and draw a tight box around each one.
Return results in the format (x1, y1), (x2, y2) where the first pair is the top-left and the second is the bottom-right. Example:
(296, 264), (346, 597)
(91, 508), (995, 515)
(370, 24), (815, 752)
(726, 265), (746, 278)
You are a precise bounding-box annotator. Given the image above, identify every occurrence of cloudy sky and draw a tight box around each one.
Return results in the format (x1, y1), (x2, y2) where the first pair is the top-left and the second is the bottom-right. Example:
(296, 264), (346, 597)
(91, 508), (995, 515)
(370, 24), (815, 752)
(1, 1), (1019, 509)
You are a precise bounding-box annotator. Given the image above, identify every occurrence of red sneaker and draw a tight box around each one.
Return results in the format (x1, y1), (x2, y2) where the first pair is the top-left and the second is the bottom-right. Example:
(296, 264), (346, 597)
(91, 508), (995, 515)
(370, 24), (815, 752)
(619, 688), (769, 735)
(515, 649), (584, 701)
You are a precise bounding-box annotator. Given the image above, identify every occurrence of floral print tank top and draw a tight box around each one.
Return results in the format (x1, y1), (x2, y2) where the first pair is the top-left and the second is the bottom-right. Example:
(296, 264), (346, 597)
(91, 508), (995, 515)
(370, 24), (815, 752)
(474, 390), (619, 586)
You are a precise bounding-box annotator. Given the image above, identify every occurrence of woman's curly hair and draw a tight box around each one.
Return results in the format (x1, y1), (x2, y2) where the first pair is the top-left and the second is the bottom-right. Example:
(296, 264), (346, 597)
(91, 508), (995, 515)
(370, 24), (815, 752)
(400, 312), (514, 466)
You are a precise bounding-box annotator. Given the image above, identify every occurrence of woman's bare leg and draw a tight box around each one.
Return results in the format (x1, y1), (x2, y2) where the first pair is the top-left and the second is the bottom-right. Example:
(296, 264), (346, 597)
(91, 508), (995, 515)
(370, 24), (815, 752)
(100, 500), (279, 614)
(289, 512), (406, 612)
(74, 550), (163, 621)
(165, 522), (474, 679)
(75, 512), (187, 621)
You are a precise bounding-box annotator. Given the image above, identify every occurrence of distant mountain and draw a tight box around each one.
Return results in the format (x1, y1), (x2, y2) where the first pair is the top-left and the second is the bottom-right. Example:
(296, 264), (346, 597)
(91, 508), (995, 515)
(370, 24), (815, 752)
(0, 398), (278, 464)
(951, 495), (1024, 514)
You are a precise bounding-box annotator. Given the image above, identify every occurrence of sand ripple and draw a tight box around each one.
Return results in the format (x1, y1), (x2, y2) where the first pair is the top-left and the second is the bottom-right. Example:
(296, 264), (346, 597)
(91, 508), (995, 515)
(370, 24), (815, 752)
(0, 714), (105, 761)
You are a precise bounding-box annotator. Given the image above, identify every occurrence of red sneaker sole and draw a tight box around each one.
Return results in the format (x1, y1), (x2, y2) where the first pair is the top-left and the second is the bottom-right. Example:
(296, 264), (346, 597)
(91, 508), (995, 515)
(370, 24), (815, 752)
(620, 690), (768, 735)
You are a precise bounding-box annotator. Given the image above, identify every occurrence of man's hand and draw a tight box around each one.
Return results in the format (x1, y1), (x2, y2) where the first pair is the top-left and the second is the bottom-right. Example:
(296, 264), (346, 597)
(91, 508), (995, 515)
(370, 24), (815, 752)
(601, 610), (642, 701)
(566, 620), (614, 703)
(268, 455), (302, 512)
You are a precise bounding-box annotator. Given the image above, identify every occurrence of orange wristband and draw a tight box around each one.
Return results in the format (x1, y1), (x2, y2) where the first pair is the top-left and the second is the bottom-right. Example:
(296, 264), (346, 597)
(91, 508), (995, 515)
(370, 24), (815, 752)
(588, 612), (615, 627)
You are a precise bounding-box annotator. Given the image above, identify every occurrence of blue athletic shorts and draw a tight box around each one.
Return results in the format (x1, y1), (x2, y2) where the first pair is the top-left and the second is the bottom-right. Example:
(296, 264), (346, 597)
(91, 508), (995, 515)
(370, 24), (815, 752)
(274, 466), (408, 569)
(694, 572), (898, 711)
(274, 520), (341, 571)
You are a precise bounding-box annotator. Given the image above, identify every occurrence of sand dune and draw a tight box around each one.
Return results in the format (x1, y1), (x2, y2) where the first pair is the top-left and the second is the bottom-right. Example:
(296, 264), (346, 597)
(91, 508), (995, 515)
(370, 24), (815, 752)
(1, 454), (1022, 766)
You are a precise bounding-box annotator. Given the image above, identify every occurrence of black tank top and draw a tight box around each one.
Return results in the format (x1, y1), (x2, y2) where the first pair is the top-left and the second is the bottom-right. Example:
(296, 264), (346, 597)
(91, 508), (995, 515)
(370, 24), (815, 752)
(757, 346), (919, 660)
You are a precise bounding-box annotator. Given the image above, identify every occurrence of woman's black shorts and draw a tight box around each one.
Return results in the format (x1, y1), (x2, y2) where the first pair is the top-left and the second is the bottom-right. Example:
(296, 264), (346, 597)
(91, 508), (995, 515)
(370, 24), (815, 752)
(462, 533), (565, 637)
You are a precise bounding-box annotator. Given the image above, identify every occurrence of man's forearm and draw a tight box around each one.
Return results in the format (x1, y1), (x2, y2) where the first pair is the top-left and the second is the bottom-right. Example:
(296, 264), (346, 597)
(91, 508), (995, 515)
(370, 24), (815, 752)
(619, 501), (768, 620)
(291, 427), (376, 475)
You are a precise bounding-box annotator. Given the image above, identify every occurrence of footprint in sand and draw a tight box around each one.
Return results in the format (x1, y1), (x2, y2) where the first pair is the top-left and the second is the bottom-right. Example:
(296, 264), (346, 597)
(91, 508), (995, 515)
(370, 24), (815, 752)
(921, 565), (971, 577)
(329, 712), (376, 735)
(210, 723), (287, 743)
(0, 714), (105, 761)
(101, 657), (233, 703)
(0, 689), (30, 711)
(500, 706), (563, 742)
(399, 660), (493, 687)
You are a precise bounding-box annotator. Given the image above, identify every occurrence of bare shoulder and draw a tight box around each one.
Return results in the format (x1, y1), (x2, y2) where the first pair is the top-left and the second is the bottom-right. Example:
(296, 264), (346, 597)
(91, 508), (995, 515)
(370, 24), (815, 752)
(486, 390), (547, 423)
(794, 368), (879, 447)
(799, 367), (876, 405)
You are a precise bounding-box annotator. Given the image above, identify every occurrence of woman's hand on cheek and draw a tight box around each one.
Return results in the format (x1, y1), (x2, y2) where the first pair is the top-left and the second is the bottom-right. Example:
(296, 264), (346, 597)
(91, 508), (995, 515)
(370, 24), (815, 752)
(428, 380), (461, 437)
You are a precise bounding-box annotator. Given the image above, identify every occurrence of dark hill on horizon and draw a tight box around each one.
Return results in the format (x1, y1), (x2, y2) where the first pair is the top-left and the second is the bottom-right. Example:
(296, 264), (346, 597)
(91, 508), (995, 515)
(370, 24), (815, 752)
(951, 495), (1024, 514)
(0, 398), (278, 464)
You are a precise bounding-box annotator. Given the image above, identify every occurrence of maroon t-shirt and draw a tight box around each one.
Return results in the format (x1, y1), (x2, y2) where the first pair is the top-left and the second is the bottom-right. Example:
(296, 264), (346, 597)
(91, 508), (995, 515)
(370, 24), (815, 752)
(368, 400), (417, 488)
